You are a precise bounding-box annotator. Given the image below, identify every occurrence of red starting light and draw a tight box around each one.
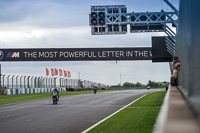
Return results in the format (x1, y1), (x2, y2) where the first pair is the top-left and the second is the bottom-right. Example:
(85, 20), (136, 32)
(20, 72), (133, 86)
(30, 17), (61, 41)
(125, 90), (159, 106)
(99, 19), (105, 25)
(91, 19), (97, 25)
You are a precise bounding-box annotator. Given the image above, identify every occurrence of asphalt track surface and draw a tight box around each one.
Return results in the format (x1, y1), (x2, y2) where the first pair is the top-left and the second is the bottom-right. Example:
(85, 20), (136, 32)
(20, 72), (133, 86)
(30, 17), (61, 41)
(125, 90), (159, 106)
(0, 89), (159, 133)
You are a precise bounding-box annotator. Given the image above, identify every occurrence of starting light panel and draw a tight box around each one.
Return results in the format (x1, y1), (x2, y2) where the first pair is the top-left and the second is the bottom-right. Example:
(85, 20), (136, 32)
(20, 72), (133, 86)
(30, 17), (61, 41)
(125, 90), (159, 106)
(89, 5), (127, 35)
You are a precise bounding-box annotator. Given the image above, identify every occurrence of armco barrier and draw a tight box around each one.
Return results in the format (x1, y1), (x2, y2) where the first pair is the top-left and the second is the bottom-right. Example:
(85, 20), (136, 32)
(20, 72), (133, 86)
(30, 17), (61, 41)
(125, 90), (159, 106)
(6, 88), (66, 95)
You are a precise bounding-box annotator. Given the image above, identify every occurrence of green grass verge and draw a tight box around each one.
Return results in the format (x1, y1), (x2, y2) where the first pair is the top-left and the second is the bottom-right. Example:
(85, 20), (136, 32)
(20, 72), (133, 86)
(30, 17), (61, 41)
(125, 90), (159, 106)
(0, 90), (113, 105)
(88, 90), (166, 133)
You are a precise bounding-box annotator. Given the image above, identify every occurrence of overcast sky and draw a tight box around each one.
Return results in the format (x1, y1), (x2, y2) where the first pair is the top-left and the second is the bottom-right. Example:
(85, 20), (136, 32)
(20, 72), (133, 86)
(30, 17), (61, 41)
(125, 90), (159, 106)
(0, 0), (179, 85)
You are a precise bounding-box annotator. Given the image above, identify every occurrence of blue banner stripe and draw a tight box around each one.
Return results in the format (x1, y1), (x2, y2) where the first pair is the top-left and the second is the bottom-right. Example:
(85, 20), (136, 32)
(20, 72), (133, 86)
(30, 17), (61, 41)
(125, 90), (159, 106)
(10, 89), (13, 95)
(7, 88), (66, 95)
(6, 52), (12, 57)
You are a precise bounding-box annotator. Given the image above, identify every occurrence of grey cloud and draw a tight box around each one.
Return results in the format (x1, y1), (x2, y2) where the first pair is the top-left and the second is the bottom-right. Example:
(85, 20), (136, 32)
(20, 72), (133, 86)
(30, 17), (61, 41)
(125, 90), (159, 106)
(0, 1), (43, 23)
(0, 0), (88, 28)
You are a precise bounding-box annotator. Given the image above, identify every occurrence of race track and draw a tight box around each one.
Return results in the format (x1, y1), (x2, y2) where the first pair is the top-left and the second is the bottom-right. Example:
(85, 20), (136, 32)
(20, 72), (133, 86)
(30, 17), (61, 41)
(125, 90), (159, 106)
(0, 89), (158, 133)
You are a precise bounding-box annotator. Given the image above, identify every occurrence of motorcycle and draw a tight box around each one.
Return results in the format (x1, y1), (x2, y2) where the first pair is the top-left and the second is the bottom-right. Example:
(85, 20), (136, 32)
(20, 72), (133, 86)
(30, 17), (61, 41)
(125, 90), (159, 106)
(52, 91), (58, 104)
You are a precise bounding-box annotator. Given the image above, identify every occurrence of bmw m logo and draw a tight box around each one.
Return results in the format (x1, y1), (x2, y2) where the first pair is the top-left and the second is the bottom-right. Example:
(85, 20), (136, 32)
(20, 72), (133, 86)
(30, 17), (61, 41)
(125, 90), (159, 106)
(0, 50), (3, 60)
(6, 52), (20, 58)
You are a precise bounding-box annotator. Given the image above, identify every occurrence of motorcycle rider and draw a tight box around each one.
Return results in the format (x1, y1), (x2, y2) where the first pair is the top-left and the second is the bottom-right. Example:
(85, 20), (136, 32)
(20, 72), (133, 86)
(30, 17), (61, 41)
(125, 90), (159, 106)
(93, 86), (98, 94)
(52, 88), (59, 101)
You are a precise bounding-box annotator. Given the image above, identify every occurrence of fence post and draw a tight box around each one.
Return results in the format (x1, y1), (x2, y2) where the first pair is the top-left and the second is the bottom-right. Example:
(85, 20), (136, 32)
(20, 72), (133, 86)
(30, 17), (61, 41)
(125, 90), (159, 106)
(60, 78), (61, 87)
(12, 75), (15, 89)
(24, 76), (26, 88)
(27, 76), (30, 88)
(16, 75), (19, 88)
(37, 77), (40, 88)
(7, 75), (10, 89)
(45, 77), (47, 88)
(20, 76), (23, 88)
(54, 77), (57, 87)
(34, 77), (37, 88)
(2, 75), (5, 88)
(31, 76), (34, 88)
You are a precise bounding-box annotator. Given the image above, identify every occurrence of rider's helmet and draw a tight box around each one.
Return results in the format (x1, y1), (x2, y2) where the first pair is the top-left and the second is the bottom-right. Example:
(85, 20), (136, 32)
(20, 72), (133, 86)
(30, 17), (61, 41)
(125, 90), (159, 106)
(54, 88), (57, 91)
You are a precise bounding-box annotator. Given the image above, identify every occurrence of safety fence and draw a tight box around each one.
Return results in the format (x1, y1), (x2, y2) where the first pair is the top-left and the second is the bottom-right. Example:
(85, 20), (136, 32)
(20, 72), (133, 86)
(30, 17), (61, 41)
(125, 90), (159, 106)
(0, 74), (108, 95)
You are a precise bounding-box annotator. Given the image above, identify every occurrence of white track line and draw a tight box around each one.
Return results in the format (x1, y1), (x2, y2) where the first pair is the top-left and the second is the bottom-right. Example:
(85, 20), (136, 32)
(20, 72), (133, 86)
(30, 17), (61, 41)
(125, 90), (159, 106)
(81, 93), (148, 133)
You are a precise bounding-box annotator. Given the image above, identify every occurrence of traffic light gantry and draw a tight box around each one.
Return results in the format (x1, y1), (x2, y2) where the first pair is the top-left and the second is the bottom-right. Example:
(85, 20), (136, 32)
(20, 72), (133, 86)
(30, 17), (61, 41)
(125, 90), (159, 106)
(89, 2), (178, 57)
(89, 5), (178, 35)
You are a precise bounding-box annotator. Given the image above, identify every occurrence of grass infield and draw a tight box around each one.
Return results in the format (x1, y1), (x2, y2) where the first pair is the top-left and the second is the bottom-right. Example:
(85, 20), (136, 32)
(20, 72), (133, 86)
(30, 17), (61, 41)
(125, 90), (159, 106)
(88, 90), (166, 133)
(0, 90), (113, 105)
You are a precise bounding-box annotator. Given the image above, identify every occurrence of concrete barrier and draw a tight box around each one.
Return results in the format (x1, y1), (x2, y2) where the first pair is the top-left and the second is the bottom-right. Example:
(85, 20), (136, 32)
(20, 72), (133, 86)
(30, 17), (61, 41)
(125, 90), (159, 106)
(6, 88), (66, 95)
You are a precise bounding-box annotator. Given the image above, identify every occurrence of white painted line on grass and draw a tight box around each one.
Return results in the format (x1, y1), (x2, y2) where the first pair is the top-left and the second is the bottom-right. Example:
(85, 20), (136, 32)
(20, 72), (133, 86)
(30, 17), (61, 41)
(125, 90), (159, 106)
(81, 93), (148, 133)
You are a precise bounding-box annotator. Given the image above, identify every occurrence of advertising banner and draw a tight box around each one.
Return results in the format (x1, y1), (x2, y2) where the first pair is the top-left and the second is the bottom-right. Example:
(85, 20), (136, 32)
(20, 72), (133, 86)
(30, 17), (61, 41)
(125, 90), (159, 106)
(0, 47), (152, 61)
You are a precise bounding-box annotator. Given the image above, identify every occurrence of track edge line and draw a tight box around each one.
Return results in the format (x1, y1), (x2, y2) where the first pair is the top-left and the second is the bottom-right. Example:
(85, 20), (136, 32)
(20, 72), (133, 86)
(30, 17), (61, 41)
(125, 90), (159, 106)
(81, 93), (150, 133)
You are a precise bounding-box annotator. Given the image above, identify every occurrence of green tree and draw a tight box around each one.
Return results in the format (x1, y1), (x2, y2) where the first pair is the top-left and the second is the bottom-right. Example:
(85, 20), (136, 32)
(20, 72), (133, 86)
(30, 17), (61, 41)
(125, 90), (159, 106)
(123, 82), (131, 87)
(135, 82), (142, 87)
(123, 81), (169, 88)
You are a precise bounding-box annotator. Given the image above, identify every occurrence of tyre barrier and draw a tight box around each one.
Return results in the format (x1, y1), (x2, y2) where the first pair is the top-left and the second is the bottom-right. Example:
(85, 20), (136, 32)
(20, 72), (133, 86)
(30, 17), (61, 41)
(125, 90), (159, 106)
(6, 88), (66, 95)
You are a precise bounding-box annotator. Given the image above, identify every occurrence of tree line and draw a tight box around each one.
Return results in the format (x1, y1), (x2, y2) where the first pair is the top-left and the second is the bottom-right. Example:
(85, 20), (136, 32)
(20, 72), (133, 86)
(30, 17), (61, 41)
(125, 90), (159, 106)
(123, 80), (169, 88)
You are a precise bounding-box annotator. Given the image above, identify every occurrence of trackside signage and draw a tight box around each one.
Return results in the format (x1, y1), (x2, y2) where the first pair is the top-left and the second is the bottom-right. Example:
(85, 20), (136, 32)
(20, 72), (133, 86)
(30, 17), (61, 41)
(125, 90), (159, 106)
(0, 47), (152, 61)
